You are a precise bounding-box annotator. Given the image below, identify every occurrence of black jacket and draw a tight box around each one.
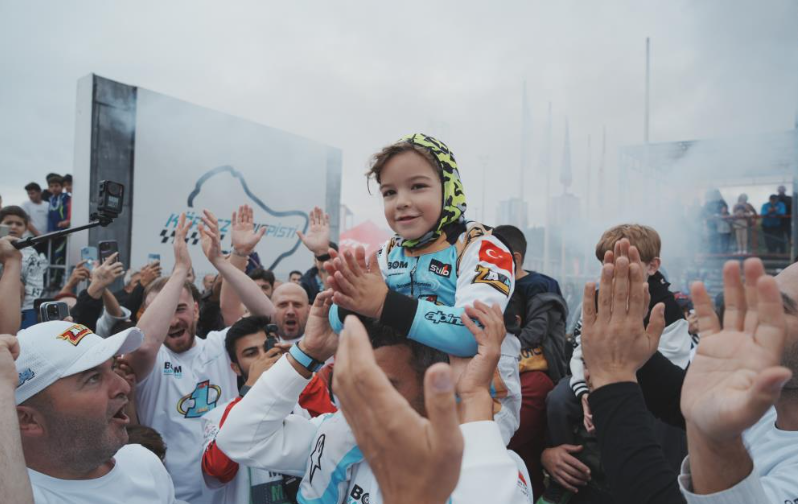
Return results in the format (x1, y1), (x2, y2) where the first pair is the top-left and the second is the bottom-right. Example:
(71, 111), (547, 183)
(299, 267), (323, 304)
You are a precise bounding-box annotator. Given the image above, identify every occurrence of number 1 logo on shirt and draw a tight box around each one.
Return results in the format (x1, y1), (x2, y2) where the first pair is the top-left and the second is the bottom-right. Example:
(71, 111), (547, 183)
(177, 380), (222, 418)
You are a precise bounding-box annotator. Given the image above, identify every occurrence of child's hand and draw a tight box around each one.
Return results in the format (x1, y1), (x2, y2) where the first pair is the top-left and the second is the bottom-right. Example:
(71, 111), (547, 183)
(329, 247), (388, 319)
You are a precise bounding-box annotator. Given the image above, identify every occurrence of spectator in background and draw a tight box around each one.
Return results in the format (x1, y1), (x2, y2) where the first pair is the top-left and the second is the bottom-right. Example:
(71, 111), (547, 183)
(778, 184), (792, 250)
(761, 194), (787, 253)
(288, 270), (302, 284)
(46, 174), (69, 231)
(702, 189), (727, 253)
(22, 183), (48, 239)
(715, 204), (732, 253)
(0, 206), (47, 329)
(46, 174), (70, 285)
(248, 267), (275, 298)
(731, 194), (756, 254)
(494, 224), (567, 498)
(202, 273), (216, 294)
(114, 269), (141, 307)
(62, 174), (73, 196)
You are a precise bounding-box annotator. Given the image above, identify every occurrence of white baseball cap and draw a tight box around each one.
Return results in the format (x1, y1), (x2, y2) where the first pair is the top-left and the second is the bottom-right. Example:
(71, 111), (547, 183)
(14, 321), (143, 405)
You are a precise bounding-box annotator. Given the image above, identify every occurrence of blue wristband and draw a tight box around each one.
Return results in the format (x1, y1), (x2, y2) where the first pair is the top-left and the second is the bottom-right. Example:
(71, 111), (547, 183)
(289, 343), (323, 373)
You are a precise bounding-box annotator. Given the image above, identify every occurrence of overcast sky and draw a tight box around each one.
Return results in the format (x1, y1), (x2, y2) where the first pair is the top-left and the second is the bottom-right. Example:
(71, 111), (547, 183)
(2, 0), (797, 231)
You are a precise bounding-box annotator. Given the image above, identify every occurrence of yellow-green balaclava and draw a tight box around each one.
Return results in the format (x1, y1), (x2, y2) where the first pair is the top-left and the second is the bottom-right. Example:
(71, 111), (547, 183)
(394, 133), (467, 250)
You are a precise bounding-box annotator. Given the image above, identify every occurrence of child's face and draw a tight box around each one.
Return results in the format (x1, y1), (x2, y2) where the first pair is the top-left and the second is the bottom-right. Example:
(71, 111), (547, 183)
(379, 151), (443, 240)
(48, 182), (63, 195)
(1, 215), (27, 238)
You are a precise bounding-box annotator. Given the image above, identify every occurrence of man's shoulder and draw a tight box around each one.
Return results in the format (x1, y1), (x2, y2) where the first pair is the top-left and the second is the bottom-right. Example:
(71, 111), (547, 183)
(116, 443), (166, 469)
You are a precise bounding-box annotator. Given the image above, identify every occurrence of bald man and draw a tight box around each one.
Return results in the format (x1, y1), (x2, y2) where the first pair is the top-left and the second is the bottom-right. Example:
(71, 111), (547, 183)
(271, 283), (311, 343)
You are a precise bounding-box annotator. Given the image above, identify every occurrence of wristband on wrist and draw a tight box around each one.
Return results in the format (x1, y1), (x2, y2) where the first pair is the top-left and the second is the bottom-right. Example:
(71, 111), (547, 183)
(289, 343), (324, 373)
(232, 249), (250, 258)
(315, 253), (331, 262)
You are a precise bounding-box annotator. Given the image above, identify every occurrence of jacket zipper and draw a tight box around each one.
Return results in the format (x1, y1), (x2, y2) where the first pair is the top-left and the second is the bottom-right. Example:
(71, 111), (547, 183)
(409, 258), (419, 297)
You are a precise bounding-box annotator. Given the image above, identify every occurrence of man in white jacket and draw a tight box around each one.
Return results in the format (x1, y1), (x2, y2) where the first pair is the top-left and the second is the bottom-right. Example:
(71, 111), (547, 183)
(216, 290), (533, 504)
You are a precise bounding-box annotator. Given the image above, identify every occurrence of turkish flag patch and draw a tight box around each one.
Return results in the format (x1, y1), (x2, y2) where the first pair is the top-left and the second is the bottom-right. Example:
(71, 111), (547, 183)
(478, 240), (513, 272)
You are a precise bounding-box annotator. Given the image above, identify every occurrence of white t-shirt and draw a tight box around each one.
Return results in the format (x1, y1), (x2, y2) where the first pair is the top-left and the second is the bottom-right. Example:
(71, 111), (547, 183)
(28, 444), (176, 503)
(22, 200), (49, 235)
(743, 407), (798, 501)
(135, 330), (238, 504)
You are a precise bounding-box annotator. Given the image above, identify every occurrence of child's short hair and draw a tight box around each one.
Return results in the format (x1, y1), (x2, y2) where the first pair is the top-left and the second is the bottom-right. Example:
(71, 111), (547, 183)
(25, 182), (41, 192)
(367, 140), (441, 186)
(0, 205), (29, 225)
(46, 174), (63, 185)
(493, 225), (527, 260)
(595, 224), (661, 264)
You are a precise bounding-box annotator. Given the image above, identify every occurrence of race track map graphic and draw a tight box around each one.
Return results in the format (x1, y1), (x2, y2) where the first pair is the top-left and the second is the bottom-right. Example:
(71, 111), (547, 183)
(158, 165), (309, 271)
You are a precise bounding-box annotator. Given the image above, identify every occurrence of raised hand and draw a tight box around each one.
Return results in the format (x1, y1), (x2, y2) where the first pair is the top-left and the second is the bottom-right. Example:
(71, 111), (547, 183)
(88, 252), (125, 295)
(231, 204), (265, 256)
(139, 261), (162, 288)
(198, 210), (225, 266)
(580, 239), (665, 390)
(296, 206), (330, 255)
(64, 260), (91, 290)
(326, 247), (387, 319)
(452, 301), (504, 399)
(300, 289), (338, 362)
(173, 213), (193, 273)
(451, 301), (505, 423)
(683, 259), (792, 443)
(333, 315), (463, 504)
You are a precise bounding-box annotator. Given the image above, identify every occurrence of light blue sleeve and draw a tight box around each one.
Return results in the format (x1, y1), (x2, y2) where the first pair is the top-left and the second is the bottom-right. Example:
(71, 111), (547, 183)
(407, 300), (477, 357)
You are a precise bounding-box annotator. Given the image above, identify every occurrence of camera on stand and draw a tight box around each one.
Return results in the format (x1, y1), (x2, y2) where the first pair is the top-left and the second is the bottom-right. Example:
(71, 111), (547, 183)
(94, 180), (125, 224)
(13, 180), (126, 250)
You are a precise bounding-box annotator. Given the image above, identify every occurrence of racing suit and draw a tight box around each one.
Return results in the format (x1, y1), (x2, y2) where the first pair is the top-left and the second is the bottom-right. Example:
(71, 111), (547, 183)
(329, 223), (522, 443)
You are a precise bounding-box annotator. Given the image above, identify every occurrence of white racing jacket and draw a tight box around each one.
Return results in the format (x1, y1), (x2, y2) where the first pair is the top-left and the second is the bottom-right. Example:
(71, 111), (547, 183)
(215, 355), (533, 504)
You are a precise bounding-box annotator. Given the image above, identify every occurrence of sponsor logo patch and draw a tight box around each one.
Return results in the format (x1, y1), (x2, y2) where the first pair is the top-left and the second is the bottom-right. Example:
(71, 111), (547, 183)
(478, 240), (513, 272)
(428, 259), (451, 277)
(388, 260), (409, 270)
(177, 380), (222, 418)
(424, 310), (464, 326)
(309, 434), (325, 483)
(163, 362), (183, 378)
(18, 368), (35, 386)
(472, 264), (511, 296)
(56, 324), (92, 346)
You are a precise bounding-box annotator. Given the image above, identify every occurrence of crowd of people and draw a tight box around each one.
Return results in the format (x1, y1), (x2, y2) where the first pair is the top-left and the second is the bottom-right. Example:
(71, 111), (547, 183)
(703, 186), (792, 254)
(0, 134), (796, 504)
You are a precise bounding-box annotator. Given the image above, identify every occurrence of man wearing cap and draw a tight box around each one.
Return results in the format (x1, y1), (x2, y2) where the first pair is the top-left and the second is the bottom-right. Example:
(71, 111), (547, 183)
(3, 322), (177, 503)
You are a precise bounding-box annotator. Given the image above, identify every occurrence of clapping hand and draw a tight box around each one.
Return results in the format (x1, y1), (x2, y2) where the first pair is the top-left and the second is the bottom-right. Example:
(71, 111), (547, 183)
(324, 246), (388, 319)
(198, 210), (225, 266)
(172, 213), (193, 273)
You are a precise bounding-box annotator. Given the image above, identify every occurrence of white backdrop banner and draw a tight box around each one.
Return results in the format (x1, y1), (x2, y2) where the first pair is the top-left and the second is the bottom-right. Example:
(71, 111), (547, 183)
(131, 89), (341, 278)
